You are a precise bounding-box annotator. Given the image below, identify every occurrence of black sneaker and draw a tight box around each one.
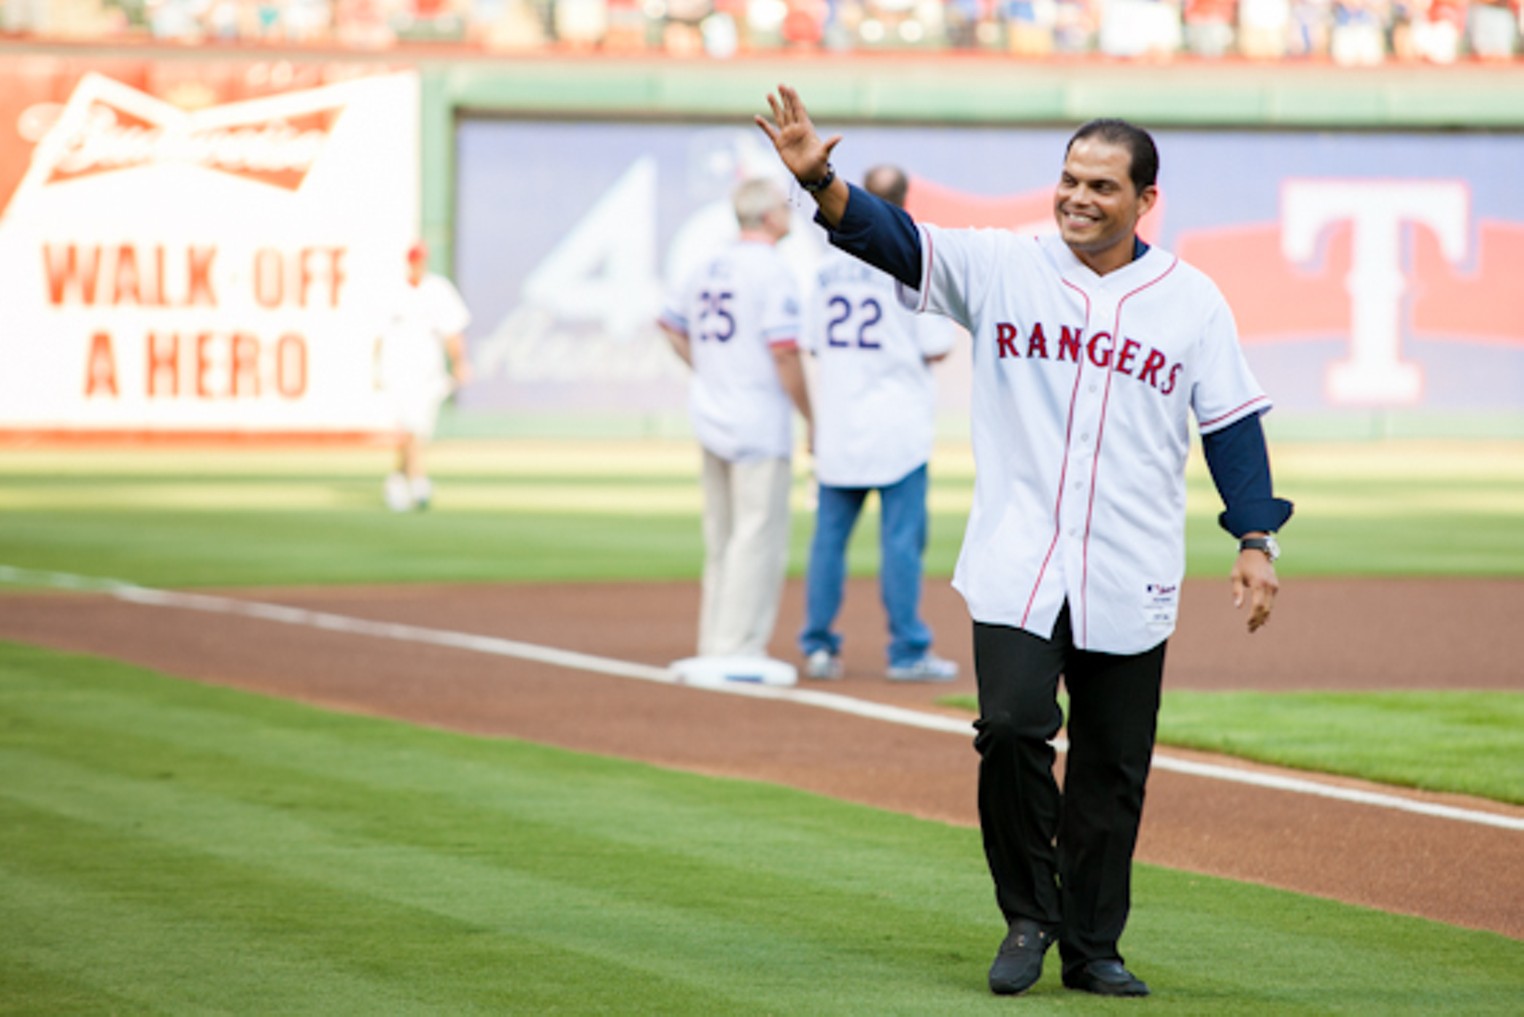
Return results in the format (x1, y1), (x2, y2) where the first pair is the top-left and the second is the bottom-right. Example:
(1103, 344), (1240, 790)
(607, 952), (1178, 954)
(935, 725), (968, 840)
(1062, 958), (1150, 997)
(988, 920), (1053, 995)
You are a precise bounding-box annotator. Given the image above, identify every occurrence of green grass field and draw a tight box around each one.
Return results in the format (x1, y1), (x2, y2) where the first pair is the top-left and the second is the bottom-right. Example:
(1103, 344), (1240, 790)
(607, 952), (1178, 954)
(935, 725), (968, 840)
(2, 643), (1519, 1016)
(1, 437), (1522, 585)
(1, 436), (1521, 1012)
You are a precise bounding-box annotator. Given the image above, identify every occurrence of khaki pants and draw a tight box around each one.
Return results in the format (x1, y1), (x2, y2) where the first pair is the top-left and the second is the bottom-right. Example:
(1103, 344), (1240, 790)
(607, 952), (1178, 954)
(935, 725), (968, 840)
(698, 450), (793, 658)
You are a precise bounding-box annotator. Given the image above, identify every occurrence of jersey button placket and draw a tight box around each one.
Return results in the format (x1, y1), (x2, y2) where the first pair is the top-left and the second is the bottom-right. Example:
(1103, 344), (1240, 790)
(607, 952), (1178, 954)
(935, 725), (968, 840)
(1062, 380), (1100, 564)
(1064, 296), (1116, 637)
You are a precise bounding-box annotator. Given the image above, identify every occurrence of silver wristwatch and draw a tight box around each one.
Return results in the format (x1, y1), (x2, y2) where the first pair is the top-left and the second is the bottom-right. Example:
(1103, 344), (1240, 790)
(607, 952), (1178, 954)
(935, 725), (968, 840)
(1240, 535), (1280, 562)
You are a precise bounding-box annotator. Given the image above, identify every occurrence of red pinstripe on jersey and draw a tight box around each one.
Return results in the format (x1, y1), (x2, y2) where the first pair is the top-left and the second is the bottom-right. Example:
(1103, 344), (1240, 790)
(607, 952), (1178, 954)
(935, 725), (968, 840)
(1021, 278), (1093, 632)
(1078, 256), (1179, 645)
(914, 226), (935, 313)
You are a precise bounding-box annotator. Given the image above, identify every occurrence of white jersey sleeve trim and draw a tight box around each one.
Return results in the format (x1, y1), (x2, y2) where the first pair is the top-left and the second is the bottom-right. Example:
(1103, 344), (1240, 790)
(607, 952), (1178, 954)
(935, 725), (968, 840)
(894, 223), (936, 314)
(1198, 395), (1273, 433)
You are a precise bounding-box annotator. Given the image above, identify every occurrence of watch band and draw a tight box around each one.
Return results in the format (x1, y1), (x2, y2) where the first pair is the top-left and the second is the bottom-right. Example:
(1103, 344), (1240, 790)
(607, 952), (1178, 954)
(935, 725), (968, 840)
(799, 164), (836, 194)
(1240, 535), (1279, 562)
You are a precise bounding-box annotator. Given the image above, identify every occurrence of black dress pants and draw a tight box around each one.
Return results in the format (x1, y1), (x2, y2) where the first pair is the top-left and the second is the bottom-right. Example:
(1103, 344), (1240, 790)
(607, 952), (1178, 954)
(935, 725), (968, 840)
(972, 604), (1166, 973)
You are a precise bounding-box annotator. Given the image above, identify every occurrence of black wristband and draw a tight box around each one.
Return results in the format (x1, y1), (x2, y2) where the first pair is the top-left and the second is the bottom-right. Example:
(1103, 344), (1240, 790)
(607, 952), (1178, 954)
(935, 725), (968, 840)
(1239, 535), (1280, 562)
(800, 164), (836, 194)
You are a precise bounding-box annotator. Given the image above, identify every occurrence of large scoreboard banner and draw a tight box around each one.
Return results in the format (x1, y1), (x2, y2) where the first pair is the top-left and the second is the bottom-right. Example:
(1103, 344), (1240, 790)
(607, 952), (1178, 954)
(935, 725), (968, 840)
(455, 119), (1524, 427)
(0, 62), (417, 439)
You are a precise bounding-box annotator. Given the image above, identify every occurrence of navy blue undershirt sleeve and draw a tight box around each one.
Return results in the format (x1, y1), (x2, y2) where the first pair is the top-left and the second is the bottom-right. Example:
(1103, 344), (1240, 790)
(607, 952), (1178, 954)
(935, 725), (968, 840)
(1202, 413), (1295, 537)
(815, 183), (923, 290)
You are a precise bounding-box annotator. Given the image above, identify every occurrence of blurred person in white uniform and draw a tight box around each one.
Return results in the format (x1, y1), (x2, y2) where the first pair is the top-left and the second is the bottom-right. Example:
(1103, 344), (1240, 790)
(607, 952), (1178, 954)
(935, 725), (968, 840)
(659, 177), (814, 659)
(799, 164), (960, 683)
(376, 240), (472, 511)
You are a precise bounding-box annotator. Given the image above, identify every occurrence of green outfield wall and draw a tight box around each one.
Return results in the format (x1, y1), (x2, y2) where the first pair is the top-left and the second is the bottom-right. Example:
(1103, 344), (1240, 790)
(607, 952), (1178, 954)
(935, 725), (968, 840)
(417, 56), (1524, 263)
(423, 56), (1524, 127)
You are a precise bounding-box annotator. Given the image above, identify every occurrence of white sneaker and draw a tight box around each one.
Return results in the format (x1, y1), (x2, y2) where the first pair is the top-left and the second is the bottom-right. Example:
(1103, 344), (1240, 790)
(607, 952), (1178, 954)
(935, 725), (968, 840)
(383, 472), (412, 512)
(410, 476), (433, 510)
(804, 649), (842, 680)
(887, 653), (959, 682)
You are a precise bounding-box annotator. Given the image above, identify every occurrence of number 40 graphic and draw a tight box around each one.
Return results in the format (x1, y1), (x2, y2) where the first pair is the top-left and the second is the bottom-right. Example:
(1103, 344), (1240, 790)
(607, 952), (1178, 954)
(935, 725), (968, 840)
(519, 157), (659, 342)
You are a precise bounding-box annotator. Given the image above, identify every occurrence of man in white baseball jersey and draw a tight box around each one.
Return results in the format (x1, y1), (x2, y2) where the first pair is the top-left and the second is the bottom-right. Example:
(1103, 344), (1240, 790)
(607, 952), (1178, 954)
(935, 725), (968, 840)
(658, 177), (814, 659)
(758, 86), (1292, 998)
(376, 240), (471, 511)
(800, 164), (960, 683)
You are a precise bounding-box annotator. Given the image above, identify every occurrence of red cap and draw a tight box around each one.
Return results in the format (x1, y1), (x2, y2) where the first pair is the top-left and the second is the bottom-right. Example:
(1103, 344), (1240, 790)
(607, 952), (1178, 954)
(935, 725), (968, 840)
(407, 240), (428, 263)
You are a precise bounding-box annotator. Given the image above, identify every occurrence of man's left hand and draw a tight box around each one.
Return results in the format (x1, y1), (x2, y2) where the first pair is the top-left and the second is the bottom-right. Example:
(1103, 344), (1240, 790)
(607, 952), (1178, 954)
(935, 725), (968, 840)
(1231, 548), (1279, 633)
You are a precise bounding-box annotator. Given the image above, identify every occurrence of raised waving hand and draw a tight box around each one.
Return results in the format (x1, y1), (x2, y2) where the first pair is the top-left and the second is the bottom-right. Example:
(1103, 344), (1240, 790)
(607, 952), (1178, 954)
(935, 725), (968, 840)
(755, 85), (848, 225)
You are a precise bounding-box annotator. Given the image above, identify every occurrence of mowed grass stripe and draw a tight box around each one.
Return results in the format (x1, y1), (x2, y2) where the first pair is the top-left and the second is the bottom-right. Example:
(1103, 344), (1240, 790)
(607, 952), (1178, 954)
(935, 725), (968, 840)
(2, 438), (1523, 586)
(7, 475), (1524, 520)
(5, 504), (1512, 588)
(0, 731), (974, 978)
(0, 645), (993, 1014)
(0, 800), (737, 1017)
(1159, 690), (1524, 804)
(0, 510), (712, 586)
(0, 826), (493, 1016)
(0, 940), (153, 1017)
(3, 643), (1521, 1015)
(2, 649), (975, 895)
(1, 437), (1520, 481)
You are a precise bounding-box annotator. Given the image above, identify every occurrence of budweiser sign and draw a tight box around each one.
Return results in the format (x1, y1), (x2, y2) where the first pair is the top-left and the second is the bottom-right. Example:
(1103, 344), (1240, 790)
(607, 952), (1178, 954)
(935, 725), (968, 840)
(0, 68), (421, 438)
(46, 102), (339, 191)
(19, 73), (344, 198)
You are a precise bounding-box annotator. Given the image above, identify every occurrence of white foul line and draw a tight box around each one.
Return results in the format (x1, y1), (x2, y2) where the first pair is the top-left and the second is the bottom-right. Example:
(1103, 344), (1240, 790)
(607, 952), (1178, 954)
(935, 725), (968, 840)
(3, 565), (1521, 833)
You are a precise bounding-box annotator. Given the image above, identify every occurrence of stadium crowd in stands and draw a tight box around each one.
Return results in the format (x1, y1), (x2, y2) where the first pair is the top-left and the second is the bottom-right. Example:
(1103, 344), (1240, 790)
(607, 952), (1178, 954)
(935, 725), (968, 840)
(2, 0), (1518, 63)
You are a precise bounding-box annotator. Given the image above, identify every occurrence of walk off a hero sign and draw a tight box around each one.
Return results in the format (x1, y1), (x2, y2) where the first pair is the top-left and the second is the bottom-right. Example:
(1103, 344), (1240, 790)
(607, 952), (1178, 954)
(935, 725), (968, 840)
(0, 68), (419, 439)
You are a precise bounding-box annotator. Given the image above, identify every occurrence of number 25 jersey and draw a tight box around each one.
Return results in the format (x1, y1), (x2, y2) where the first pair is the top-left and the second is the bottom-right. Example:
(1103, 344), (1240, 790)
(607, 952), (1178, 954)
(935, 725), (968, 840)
(661, 239), (802, 462)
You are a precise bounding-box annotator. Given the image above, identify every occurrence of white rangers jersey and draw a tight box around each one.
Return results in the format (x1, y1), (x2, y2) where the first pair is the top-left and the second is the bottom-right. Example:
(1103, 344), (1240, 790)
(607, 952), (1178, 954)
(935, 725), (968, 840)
(661, 240), (802, 462)
(807, 248), (957, 488)
(904, 227), (1270, 654)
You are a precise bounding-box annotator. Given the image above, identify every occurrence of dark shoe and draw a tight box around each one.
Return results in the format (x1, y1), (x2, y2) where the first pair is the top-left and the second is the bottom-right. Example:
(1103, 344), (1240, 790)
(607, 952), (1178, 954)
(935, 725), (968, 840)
(1062, 958), (1150, 997)
(988, 920), (1053, 995)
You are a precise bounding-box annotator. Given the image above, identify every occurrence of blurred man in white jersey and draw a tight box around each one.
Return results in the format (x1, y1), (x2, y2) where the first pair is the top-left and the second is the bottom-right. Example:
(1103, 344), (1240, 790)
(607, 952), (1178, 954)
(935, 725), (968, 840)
(376, 241), (471, 511)
(799, 164), (960, 683)
(659, 178), (814, 659)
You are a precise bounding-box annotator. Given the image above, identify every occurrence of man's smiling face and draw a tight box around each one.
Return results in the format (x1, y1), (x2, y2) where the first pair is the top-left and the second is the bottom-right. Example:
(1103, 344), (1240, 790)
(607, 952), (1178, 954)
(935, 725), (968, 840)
(1053, 137), (1157, 275)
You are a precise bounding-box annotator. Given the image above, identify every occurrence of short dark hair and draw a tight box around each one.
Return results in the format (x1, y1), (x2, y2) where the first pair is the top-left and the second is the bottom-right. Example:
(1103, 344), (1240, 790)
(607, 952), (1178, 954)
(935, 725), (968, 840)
(863, 164), (909, 209)
(1066, 119), (1159, 193)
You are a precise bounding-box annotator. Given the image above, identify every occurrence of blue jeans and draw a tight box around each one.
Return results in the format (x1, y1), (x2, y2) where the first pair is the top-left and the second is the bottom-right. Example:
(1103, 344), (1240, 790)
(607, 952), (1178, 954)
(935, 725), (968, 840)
(799, 463), (934, 668)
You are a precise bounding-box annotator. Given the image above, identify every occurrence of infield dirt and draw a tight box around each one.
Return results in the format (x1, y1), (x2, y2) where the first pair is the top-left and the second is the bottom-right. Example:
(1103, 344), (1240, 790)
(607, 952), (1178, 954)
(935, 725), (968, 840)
(2, 576), (1520, 939)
